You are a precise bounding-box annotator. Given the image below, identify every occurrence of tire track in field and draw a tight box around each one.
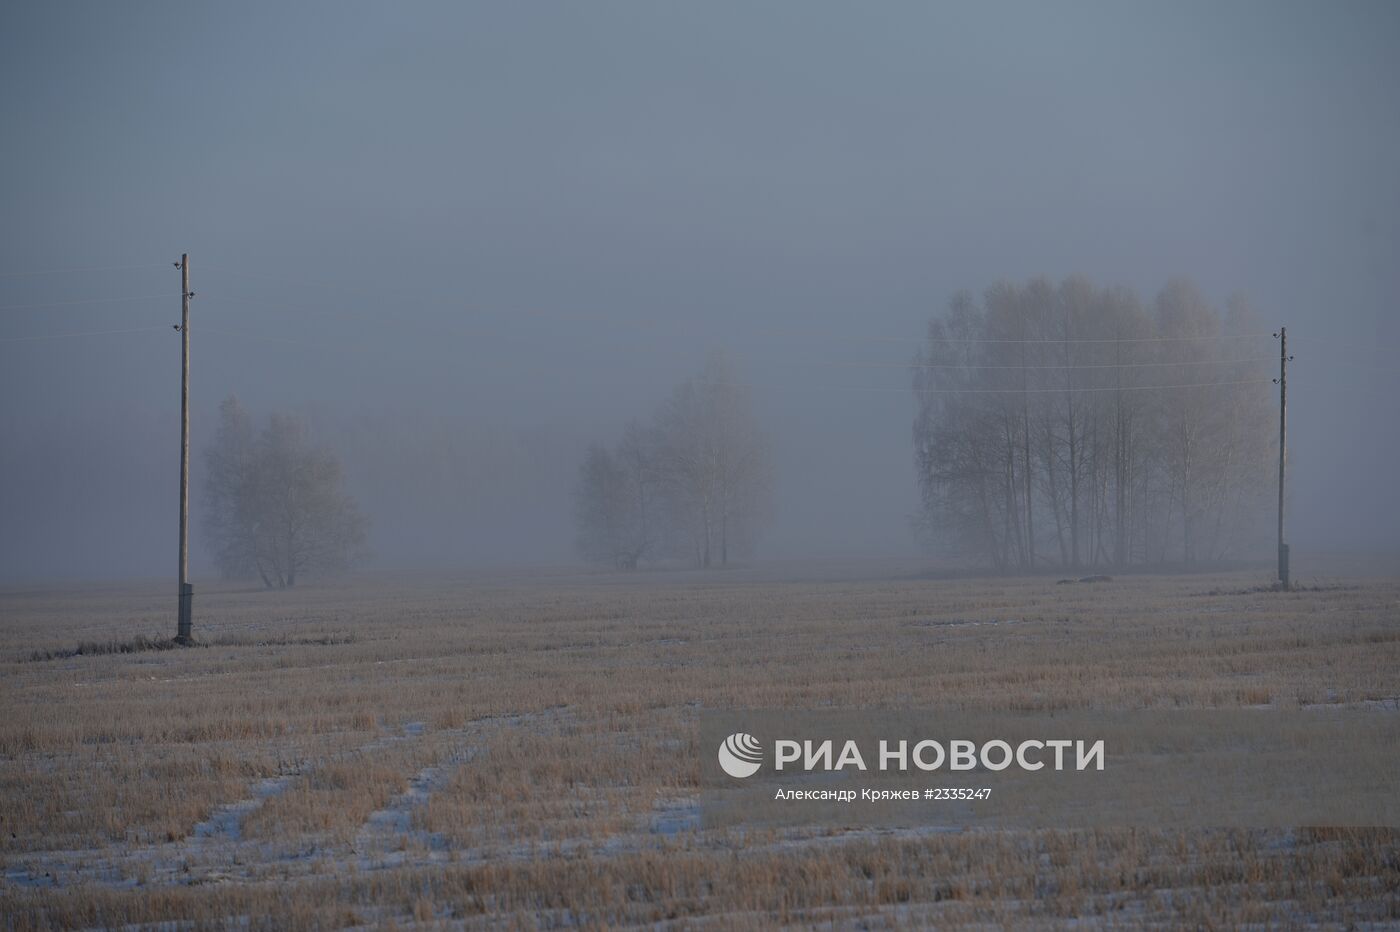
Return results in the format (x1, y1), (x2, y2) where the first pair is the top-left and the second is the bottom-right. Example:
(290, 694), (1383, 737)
(2, 710), (573, 890)
(1, 718), (457, 889)
(352, 748), (476, 869)
(348, 709), (577, 869)
(184, 720), (429, 847)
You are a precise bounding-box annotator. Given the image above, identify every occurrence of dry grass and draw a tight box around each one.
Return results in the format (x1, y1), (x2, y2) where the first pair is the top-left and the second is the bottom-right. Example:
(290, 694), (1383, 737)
(27, 634), (181, 662)
(1, 562), (1397, 928)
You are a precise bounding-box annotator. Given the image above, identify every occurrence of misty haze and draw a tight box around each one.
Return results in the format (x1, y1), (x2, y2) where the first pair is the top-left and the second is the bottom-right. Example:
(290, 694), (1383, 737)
(2, 2), (1397, 582)
(2, 2), (1398, 928)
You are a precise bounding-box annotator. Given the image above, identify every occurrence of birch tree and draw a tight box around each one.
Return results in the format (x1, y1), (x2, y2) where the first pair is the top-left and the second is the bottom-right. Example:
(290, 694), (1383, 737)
(913, 278), (1274, 572)
(657, 354), (771, 567)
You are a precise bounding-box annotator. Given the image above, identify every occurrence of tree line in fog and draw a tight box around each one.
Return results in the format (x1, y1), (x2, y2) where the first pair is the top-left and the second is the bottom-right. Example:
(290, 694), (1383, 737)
(574, 354), (773, 569)
(200, 278), (1279, 580)
(912, 277), (1276, 572)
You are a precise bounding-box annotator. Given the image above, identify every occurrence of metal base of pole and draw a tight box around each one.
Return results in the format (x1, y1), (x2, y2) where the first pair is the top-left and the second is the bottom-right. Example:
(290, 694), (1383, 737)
(1278, 543), (1290, 591)
(175, 582), (194, 644)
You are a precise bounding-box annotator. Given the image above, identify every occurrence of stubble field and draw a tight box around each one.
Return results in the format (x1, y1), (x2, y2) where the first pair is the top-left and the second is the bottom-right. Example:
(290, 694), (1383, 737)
(2, 561), (1398, 929)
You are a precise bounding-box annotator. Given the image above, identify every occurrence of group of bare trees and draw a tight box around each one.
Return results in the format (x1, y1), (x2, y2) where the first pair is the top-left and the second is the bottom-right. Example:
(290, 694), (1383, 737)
(204, 396), (368, 587)
(913, 278), (1275, 572)
(575, 355), (772, 569)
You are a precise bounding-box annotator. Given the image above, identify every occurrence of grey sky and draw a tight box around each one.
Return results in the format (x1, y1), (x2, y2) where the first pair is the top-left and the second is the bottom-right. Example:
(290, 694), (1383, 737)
(2, 1), (1398, 581)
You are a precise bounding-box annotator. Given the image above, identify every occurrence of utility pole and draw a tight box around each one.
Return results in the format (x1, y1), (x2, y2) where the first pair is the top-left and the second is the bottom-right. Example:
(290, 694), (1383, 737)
(1020, 337), (1034, 572)
(1274, 327), (1291, 590)
(175, 254), (194, 643)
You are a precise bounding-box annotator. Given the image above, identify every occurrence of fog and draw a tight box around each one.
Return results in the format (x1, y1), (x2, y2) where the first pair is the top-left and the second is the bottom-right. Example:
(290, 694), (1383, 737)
(2, 1), (1398, 582)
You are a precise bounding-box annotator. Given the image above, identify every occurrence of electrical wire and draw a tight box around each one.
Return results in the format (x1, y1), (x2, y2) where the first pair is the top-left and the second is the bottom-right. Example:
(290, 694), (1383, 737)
(0, 325), (170, 344)
(863, 357), (1276, 371)
(0, 263), (170, 279)
(6, 266), (1392, 389)
(810, 379), (1275, 396)
(914, 379), (1277, 395)
(0, 294), (182, 311)
(866, 332), (1274, 345)
(195, 271), (1279, 347)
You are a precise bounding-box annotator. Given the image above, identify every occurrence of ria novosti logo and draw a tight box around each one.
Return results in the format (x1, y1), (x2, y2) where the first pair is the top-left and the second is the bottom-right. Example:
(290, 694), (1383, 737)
(716, 731), (1105, 779)
(717, 732), (763, 778)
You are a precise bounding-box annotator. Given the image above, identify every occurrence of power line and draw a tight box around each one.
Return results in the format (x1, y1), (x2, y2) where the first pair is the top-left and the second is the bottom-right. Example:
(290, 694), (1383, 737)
(196, 282), (1278, 348)
(2, 312), (1368, 399)
(699, 377), (1276, 397)
(184, 299), (1399, 381)
(186, 308), (1283, 375)
(21, 259), (1389, 359)
(866, 356), (1277, 371)
(179, 322), (1283, 397)
(199, 325), (319, 347)
(1305, 336), (1400, 356)
(0, 325), (170, 344)
(14, 269), (1390, 384)
(901, 378), (1276, 395)
(9, 282), (1373, 384)
(886, 332), (1274, 345)
(0, 263), (169, 279)
(0, 294), (182, 311)
(196, 289), (599, 329)
(200, 264), (422, 304)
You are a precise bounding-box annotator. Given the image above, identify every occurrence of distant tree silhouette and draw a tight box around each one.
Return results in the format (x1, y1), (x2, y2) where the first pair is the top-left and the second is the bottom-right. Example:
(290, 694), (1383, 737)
(204, 396), (367, 587)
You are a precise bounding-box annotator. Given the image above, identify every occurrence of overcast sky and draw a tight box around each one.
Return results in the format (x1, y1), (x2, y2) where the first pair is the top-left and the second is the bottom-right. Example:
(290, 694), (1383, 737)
(2, 1), (1398, 581)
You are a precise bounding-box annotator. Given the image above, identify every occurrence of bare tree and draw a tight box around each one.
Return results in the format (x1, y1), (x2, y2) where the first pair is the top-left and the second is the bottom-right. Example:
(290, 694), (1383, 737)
(616, 419), (663, 562)
(573, 354), (773, 569)
(573, 421), (662, 569)
(203, 397), (368, 588)
(203, 396), (260, 580)
(656, 353), (772, 567)
(913, 278), (1275, 572)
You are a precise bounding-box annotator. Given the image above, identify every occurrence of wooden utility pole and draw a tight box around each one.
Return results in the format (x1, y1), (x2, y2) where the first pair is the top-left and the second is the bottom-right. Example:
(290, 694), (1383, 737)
(176, 254), (194, 643)
(1275, 327), (1290, 590)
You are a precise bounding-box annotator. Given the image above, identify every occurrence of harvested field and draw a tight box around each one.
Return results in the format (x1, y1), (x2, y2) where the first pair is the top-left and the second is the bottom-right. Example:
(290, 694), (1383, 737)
(2, 564), (1398, 928)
